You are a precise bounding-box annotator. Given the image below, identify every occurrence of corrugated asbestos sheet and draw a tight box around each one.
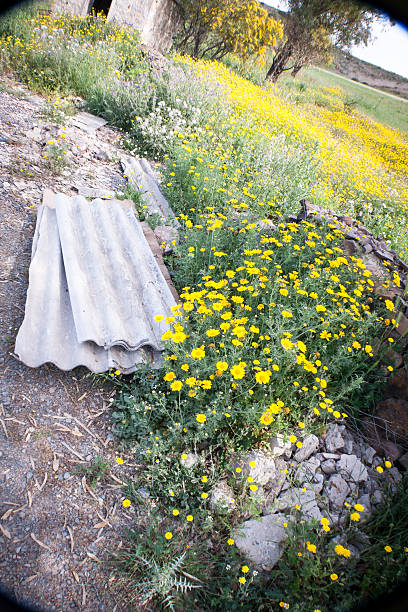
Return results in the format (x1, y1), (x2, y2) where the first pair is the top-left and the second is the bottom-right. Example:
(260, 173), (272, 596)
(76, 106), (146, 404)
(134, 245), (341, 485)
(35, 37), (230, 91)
(121, 156), (178, 224)
(70, 111), (107, 134)
(15, 190), (177, 373)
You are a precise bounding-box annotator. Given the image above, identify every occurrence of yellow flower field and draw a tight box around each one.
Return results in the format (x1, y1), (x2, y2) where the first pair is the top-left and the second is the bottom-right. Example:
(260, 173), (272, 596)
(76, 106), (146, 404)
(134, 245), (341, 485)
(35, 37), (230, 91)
(176, 55), (408, 258)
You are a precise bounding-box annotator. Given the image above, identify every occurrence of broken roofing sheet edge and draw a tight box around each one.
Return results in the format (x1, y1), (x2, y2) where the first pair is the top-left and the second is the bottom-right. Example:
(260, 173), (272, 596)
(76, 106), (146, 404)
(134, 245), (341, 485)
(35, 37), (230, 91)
(121, 156), (179, 225)
(15, 191), (177, 373)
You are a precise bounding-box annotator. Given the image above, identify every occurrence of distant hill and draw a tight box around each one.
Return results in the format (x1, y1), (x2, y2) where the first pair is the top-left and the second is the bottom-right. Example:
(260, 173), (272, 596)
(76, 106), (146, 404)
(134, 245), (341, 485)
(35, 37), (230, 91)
(260, 2), (408, 100)
(328, 49), (408, 100)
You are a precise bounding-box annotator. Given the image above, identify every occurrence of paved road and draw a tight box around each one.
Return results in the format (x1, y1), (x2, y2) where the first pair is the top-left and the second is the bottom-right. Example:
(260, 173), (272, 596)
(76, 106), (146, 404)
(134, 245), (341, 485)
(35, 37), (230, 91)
(315, 66), (408, 104)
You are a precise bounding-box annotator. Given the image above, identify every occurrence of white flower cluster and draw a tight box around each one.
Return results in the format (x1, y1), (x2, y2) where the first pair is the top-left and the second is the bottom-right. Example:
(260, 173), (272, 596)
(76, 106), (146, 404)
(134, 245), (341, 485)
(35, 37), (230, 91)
(131, 98), (202, 157)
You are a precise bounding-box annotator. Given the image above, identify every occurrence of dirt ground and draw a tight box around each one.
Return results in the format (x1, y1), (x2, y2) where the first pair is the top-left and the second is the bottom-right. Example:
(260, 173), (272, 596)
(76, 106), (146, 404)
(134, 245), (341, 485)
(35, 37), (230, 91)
(0, 78), (143, 611)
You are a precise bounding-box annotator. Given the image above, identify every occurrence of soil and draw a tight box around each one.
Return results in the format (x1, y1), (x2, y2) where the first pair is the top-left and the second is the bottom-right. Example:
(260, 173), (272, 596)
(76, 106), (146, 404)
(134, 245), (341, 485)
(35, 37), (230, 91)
(0, 76), (143, 611)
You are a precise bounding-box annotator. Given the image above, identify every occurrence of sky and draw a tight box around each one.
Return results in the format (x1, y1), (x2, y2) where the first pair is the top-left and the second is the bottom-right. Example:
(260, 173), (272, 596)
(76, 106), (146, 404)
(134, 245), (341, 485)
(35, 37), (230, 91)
(261, 0), (408, 79)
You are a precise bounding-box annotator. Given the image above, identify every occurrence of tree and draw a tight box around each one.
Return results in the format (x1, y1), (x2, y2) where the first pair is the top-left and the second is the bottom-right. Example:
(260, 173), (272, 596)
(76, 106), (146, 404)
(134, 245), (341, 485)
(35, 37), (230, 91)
(265, 0), (384, 82)
(175, 0), (283, 61)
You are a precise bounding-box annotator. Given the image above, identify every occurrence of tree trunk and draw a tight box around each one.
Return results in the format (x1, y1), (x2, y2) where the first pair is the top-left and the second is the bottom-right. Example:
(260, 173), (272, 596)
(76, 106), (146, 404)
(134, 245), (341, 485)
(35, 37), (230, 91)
(265, 42), (293, 82)
(291, 64), (303, 77)
(193, 28), (203, 58)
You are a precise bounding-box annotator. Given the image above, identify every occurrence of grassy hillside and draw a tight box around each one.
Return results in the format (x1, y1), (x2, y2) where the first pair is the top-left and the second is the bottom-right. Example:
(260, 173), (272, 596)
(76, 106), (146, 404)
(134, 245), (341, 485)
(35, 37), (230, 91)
(278, 65), (408, 136)
(331, 48), (408, 100)
(258, 1), (408, 133)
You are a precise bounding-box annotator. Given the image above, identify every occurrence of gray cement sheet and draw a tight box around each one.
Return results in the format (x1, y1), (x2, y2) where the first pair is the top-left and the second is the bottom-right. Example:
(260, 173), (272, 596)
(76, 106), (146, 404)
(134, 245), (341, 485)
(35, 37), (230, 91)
(15, 191), (176, 373)
(70, 112), (108, 134)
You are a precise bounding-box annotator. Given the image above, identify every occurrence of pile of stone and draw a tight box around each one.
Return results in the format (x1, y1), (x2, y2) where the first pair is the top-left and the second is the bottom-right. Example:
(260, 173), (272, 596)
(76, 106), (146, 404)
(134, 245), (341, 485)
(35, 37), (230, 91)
(210, 425), (404, 570)
(289, 199), (408, 323)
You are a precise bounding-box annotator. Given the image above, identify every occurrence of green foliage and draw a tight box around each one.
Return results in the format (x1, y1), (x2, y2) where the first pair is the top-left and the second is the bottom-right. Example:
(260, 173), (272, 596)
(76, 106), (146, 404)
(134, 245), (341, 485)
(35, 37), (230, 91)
(0, 6), (147, 96)
(39, 97), (75, 125)
(2, 6), (408, 610)
(176, 0), (282, 61)
(360, 476), (408, 603)
(113, 515), (202, 610)
(266, 0), (384, 81)
(291, 67), (408, 136)
(43, 138), (70, 174)
(75, 455), (110, 488)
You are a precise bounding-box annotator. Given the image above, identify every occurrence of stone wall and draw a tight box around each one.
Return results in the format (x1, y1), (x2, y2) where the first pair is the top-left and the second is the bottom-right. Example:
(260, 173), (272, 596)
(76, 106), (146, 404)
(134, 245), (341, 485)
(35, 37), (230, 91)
(51, 0), (90, 17)
(108, 0), (180, 51)
(51, 0), (180, 52)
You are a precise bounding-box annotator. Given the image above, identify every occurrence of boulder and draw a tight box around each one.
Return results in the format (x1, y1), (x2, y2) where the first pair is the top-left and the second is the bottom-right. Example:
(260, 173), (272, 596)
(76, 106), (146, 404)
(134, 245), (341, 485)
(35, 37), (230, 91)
(337, 454), (368, 483)
(210, 481), (236, 511)
(273, 487), (322, 521)
(363, 415), (405, 458)
(322, 452), (340, 460)
(303, 473), (325, 495)
(379, 440), (403, 462)
(295, 456), (320, 483)
(395, 313), (408, 337)
(233, 450), (276, 486)
(321, 459), (337, 475)
(264, 457), (288, 501)
(361, 444), (377, 464)
(384, 369), (408, 401)
(268, 434), (292, 458)
(324, 424), (345, 453)
(398, 451), (408, 470)
(343, 431), (354, 455)
(312, 473), (325, 494)
(375, 398), (408, 444)
(324, 474), (350, 510)
(233, 513), (288, 569)
(372, 490), (383, 506)
(384, 467), (402, 487)
(356, 493), (371, 516)
(294, 434), (319, 462)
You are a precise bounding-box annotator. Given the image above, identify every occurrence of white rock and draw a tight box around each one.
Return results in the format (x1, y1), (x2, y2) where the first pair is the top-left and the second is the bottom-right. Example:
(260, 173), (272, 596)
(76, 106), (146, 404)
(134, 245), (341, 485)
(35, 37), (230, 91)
(322, 453), (340, 460)
(280, 480), (290, 492)
(312, 473), (325, 494)
(294, 434), (319, 462)
(295, 456), (320, 483)
(210, 481), (236, 511)
(234, 450), (276, 486)
(264, 457), (288, 500)
(180, 452), (199, 469)
(321, 459), (336, 475)
(372, 490), (383, 506)
(274, 487), (322, 521)
(324, 474), (350, 510)
(234, 513), (288, 569)
(325, 424), (345, 453)
(361, 444), (376, 464)
(338, 454), (368, 483)
(303, 473), (324, 495)
(343, 437), (354, 455)
(268, 434), (292, 458)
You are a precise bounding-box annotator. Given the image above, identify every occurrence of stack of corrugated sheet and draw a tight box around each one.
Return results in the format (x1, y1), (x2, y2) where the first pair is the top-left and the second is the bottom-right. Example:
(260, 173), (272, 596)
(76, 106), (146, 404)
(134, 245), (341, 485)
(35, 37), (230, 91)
(15, 190), (177, 373)
(121, 156), (179, 224)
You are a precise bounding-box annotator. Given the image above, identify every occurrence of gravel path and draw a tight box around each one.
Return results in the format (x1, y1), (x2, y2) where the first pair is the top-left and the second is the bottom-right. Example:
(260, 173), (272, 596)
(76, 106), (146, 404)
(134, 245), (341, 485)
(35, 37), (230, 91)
(0, 77), (139, 612)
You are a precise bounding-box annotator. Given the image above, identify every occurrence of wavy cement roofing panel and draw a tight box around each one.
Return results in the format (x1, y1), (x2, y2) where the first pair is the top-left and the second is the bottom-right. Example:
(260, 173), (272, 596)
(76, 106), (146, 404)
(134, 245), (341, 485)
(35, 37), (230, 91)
(121, 156), (178, 224)
(15, 192), (176, 373)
